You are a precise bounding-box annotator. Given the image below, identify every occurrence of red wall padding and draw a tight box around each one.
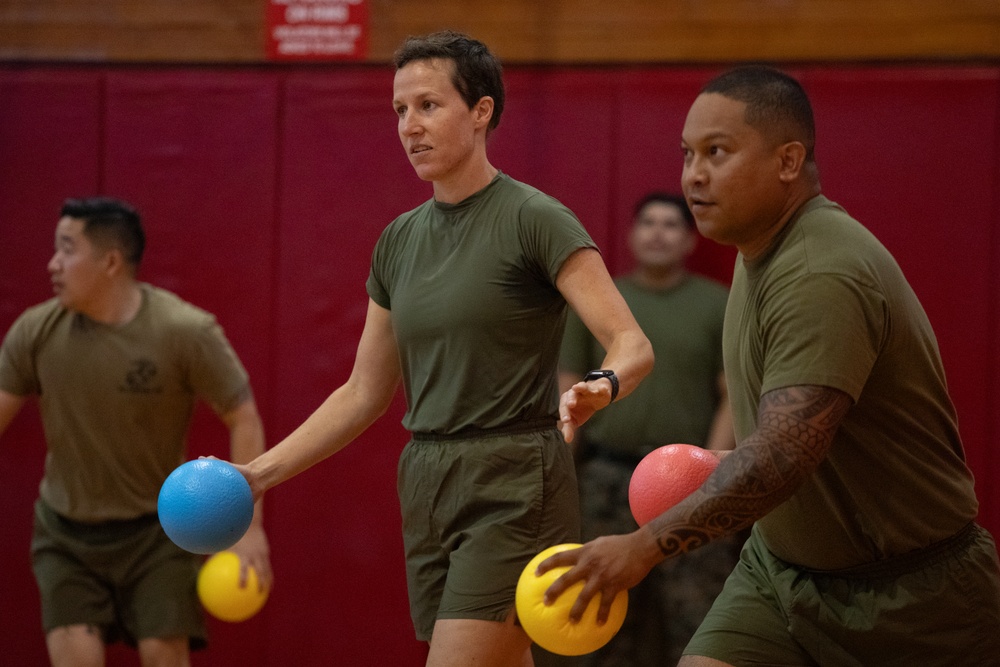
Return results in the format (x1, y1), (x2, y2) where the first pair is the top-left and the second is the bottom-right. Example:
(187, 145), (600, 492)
(1, 64), (998, 666)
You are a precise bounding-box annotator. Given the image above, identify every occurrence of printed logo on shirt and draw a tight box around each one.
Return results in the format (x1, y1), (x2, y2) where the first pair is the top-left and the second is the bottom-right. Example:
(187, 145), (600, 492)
(121, 358), (164, 394)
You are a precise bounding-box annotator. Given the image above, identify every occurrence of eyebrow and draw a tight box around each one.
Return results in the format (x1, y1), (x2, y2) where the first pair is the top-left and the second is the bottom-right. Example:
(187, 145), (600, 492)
(688, 130), (733, 143)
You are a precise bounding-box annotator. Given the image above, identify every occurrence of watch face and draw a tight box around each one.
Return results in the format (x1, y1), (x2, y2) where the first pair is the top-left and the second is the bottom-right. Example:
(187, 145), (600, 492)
(584, 370), (619, 402)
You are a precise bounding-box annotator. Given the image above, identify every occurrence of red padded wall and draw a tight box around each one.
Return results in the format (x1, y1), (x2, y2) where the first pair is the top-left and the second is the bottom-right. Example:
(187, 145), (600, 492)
(265, 69), (428, 665)
(1, 64), (998, 667)
(0, 69), (104, 667)
(802, 68), (1000, 504)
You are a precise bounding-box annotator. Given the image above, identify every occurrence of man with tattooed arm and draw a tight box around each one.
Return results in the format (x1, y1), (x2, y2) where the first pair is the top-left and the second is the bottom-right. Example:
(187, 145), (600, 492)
(540, 66), (1000, 666)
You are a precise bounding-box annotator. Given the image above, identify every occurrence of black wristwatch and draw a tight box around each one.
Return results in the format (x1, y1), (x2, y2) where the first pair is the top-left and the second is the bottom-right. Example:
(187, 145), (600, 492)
(583, 369), (619, 403)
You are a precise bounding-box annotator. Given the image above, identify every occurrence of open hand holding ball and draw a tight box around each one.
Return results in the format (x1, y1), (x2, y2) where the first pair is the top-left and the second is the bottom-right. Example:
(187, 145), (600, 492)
(157, 459), (254, 554)
(198, 551), (269, 622)
(515, 544), (628, 656)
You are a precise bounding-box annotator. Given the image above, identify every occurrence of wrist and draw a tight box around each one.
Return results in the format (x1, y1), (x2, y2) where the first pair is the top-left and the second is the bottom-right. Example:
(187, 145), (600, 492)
(583, 369), (619, 403)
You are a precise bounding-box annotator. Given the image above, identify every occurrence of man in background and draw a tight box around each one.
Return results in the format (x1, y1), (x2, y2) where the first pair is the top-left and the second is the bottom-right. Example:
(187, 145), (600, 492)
(0, 197), (271, 667)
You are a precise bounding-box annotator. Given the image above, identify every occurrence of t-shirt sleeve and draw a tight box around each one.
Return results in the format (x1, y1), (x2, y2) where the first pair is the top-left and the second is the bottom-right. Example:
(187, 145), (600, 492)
(518, 192), (598, 285)
(760, 272), (884, 401)
(183, 317), (252, 413)
(366, 224), (394, 310)
(0, 311), (41, 396)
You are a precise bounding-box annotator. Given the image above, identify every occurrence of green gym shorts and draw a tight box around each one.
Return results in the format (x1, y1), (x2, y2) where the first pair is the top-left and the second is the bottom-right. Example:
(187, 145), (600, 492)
(398, 422), (580, 642)
(685, 522), (1000, 666)
(30, 499), (207, 648)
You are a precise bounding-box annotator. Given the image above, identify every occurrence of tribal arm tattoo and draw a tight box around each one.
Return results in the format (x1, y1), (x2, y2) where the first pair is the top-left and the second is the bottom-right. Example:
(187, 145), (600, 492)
(648, 384), (853, 558)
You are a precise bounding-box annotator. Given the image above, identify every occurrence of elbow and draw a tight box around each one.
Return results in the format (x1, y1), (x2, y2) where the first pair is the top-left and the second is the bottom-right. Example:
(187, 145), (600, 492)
(637, 334), (655, 380)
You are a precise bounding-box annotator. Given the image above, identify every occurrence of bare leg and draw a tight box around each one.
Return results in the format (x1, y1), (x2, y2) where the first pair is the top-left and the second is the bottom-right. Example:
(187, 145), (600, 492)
(427, 608), (534, 667)
(137, 636), (191, 667)
(46, 624), (104, 667)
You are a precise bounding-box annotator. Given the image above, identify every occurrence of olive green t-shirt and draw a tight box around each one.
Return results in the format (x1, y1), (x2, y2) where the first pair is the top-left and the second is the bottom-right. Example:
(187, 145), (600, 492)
(560, 274), (728, 455)
(366, 172), (596, 434)
(725, 195), (977, 570)
(0, 284), (251, 522)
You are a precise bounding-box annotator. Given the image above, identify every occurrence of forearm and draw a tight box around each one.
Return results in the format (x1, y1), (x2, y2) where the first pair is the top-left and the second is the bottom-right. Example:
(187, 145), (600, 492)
(246, 382), (391, 496)
(223, 398), (268, 527)
(597, 328), (654, 402)
(646, 385), (851, 557)
(0, 389), (27, 438)
(645, 441), (795, 558)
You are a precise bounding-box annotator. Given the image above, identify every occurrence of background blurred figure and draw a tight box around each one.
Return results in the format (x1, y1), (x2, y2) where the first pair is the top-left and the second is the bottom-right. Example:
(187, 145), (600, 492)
(0, 197), (270, 667)
(536, 192), (741, 666)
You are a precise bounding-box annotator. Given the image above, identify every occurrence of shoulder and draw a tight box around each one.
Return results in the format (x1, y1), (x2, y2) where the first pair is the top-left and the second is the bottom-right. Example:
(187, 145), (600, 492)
(794, 197), (893, 274)
(141, 284), (219, 330)
(4, 298), (69, 339)
(484, 173), (571, 220)
(376, 199), (436, 242)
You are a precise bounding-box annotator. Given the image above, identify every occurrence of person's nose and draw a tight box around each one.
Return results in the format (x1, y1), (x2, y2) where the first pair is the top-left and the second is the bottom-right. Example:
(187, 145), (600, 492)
(682, 156), (706, 189)
(399, 111), (421, 138)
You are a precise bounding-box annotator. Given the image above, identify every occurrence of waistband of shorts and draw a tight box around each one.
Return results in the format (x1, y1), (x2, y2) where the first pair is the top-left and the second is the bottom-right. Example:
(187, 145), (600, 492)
(803, 522), (979, 580)
(37, 497), (160, 534)
(411, 418), (556, 442)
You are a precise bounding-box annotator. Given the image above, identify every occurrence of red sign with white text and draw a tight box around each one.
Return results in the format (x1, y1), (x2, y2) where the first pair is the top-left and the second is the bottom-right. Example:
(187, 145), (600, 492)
(266, 0), (368, 61)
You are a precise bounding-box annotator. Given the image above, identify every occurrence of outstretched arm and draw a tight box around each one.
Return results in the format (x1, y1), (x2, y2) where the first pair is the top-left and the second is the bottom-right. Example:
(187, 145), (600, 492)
(555, 248), (653, 443)
(219, 396), (272, 588)
(539, 384), (853, 622)
(237, 299), (401, 499)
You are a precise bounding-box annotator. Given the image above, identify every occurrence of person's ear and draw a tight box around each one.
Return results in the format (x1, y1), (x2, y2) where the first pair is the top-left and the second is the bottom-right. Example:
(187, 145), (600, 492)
(102, 247), (127, 278)
(474, 96), (494, 130)
(777, 141), (807, 183)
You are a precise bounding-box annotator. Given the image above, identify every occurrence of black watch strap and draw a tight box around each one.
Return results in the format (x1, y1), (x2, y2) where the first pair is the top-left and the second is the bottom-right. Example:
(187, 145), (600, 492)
(583, 369), (619, 403)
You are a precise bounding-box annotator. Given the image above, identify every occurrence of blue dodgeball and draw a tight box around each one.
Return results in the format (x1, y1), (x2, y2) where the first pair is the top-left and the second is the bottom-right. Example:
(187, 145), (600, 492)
(157, 459), (254, 554)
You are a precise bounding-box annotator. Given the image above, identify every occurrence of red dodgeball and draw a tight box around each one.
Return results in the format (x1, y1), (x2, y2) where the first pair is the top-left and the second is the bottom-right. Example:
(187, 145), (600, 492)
(628, 444), (719, 526)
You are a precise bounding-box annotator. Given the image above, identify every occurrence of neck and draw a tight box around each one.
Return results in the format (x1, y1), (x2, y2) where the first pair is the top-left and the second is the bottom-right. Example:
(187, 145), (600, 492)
(433, 158), (499, 204)
(82, 281), (143, 326)
(738, 183), (821, 261)
(633, 265), (687, 290)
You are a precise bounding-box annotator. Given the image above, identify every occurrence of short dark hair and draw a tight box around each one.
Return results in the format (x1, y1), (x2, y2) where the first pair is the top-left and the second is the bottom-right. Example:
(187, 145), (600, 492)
(702, 65), (816, 161)
(393, 30), (505, 134)
(632, 192), (694, 229)
(61, 197), (145, 268)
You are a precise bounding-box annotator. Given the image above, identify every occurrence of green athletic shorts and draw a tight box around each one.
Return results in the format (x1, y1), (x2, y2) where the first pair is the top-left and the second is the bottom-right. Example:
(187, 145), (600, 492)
(31, 499), (207, 648)
(685, 522), (1000, 666)
(398, 422), (580, 641)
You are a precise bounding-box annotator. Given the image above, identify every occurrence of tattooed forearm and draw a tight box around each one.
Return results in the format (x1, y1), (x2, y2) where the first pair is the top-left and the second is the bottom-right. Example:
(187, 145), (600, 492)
(649, 385), (853, 558)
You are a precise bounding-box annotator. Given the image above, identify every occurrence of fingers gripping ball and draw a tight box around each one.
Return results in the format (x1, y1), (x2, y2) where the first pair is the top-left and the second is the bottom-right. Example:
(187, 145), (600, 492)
(515, 544), (628, 656)
(628, 444), (719, 527)
(157, 459), (254, 554)
(197, 551), (269, 622)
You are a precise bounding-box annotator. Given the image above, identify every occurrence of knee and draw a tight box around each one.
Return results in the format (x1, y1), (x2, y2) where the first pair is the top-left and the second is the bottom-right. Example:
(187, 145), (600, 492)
(137, 636), (190, 667)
